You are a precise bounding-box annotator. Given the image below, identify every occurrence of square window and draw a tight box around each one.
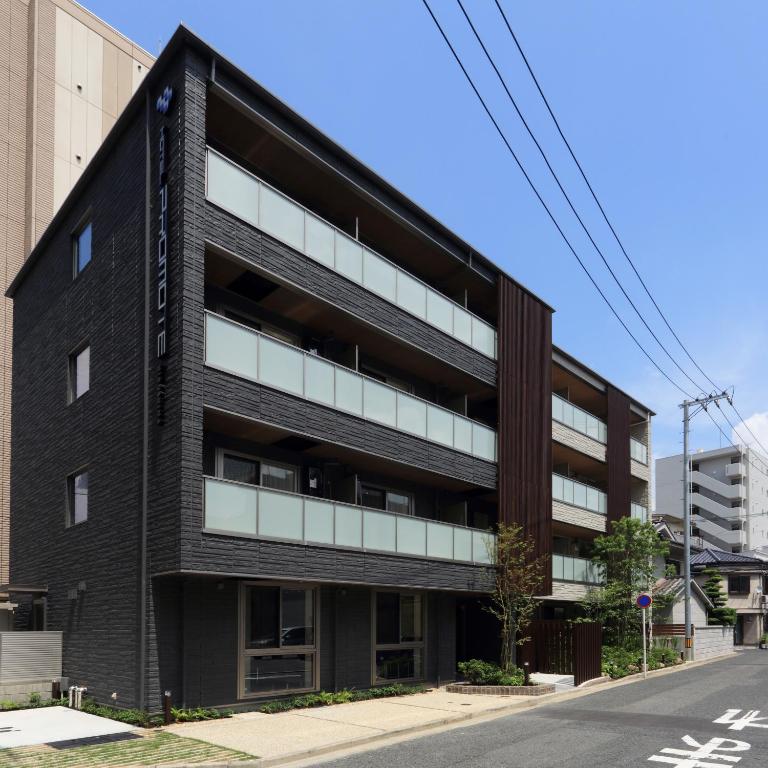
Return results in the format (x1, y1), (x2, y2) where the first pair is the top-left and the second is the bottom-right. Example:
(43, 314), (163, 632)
(73, 222), (92, 276)
(67, 470), (88, 526)
(69, 345), (90, 402)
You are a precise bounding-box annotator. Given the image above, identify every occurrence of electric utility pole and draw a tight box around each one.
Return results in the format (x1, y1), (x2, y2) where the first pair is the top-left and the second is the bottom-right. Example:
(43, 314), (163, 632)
(680, 391), (732, 661)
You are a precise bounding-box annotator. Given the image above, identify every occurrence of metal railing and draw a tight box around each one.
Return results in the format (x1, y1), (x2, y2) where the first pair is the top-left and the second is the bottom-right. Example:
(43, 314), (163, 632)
(552, 472), (607, 515)
(203, 476), (495, 564)
(206, 148), (497, 359)
(204, 312), (497, 462)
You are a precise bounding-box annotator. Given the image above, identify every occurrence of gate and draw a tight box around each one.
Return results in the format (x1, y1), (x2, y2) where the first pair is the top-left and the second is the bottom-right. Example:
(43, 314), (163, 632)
(519, 620), (602, 686)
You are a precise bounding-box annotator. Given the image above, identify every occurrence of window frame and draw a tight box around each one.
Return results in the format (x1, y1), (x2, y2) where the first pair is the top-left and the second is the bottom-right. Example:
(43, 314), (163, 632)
(238, 581), (319, 700)
(728, 574), (751, 595)
(66, 467), (89, 527)
(215, 447), (299, 493)
(72, 218), (93, 278)
(371, 590), (427, 685)
(68, 343), (90, 403)
(358, 481), (413, 516)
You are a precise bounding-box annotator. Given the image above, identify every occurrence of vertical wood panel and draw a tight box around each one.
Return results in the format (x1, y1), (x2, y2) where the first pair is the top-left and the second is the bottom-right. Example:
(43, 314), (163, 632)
(607, 386), (631, 525)
(497, 276), (553, 594)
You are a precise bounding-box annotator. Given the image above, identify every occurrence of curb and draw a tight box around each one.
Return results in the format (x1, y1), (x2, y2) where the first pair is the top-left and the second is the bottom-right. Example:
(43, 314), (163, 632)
(160, 652), (739, 768)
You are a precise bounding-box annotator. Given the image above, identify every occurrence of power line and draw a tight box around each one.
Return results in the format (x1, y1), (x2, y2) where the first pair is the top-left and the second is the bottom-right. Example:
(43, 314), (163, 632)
(491, 0), (722, 395)
(420, 0), (694, 401)
(455, 0), (709, 397)
(729, 401), (768, 460)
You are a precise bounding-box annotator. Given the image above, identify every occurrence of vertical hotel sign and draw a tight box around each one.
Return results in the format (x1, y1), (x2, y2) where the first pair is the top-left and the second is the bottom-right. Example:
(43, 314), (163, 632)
(155, 86), (173, 359)
(155, 86), (173, 426)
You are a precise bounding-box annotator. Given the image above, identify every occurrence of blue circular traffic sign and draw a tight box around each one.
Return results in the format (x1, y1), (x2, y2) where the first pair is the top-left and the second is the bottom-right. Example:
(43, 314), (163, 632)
(636, 593), (653, 609)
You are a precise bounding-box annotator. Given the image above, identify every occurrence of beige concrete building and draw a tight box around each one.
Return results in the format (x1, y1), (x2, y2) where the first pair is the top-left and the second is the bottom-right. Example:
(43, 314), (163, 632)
(0, 0), (153, 607)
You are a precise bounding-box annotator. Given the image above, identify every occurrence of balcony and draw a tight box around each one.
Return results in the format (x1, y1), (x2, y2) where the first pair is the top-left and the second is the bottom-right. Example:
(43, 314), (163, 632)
(205, 312), (497, 462)
(206, 149), (497, 359)
(630, 438), (648, 465)
(204, 476), (494, 565)
(631, 502), (648, 522)
(552, 394), (607, 444)
(726, 462), (746, 479)
(552, 554), (603, 585)
(552, 472), (606, 516)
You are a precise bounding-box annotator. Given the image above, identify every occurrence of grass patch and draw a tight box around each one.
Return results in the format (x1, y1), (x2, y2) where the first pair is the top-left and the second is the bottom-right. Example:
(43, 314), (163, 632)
(259, 683), (426, 713)
(0, 731), (252, 767)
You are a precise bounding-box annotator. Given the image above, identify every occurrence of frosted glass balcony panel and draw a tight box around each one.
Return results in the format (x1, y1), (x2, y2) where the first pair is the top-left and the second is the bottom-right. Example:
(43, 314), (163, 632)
(204, 478), (257, 535)
(454, 528), (472, 562)
(572, 482), (587, 509)
(207, 152), (259, 226)
(552, 554), (565, 580)
(258, 489), (303, 541)
(427, 405), (454, 448)
(305, 213), (335, 269)
(473, 531), (494, 564)
(335, 504), (362, 548)
(426, 291), (454, 335)
(335, 234), (363, 283)
(551, 394), (564, 423)
(363, 378), (397, 427)
(397, 516), (427, 557)
(363, 250), (397, 302)
(397, 393), (427, 438)
(364, 510), (396, 552)
(472, 317), (495, 358)
(258, 336), (304, 396)
(304, 499), (335, 544)
(396, 271), (427, 319)
(426, 523), (454, 560)
(205, 314), (259, 381)
(552, 474), (564, 502)
(454, 417), (473, 454)
(472, 423), (496, 462)
(259, 184), (304, 252)
(453, 307), (472, 345)
(334, 368), (363, 416)
(305, 355), (335, 407)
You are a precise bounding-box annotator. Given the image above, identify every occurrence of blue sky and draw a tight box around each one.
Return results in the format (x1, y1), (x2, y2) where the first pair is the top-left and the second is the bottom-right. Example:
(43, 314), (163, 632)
(88, 0), (768, 470)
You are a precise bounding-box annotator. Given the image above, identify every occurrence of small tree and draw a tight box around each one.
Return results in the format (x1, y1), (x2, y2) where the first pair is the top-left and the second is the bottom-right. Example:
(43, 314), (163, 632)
(580, 517), (669, 646)
(701, 568), (737, 626)
(485, 522), (548, 672)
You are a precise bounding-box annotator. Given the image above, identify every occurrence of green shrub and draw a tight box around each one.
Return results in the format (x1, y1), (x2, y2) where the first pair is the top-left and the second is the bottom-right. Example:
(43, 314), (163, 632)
(0, 695), (64, 712)
(171, 706), (233, 723)
(602, 645), (682, 678)
(457, 659), (525, 687)
(259, 684), (424, 714)
(80, 699), (232, 726)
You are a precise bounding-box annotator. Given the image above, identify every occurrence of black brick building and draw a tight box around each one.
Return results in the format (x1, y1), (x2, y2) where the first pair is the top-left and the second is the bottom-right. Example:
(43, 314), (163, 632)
(6, 27), (652, 710)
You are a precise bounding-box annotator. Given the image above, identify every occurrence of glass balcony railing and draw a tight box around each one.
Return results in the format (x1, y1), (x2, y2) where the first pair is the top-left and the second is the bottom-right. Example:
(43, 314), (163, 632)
(631, 502), (648, 522)
(551, 394), (607, 444)
(630, 437), (648, 465)
(552, 472), (607, 515)
(552, 554), (603, 585)
(206, 149), (497, 359)
(205, 312), (497, 462)
(204, 476), (495, 564)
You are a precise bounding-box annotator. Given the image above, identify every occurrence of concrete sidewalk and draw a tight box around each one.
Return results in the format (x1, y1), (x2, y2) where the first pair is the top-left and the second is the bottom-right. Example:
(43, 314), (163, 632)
(165, 652), (739, 767)
(164, 689), (544, 764)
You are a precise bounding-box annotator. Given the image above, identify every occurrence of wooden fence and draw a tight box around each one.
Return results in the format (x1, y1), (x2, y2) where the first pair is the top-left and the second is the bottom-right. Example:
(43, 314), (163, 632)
(519, 620), (602, 686)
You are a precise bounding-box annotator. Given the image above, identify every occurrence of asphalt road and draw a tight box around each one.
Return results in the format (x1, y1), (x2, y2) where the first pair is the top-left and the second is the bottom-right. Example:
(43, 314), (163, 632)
(317, 652), (768, 767)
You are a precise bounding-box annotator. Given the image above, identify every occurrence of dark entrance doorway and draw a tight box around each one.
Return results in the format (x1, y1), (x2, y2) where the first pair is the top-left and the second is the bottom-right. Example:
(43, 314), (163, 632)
(456, 597), (499, 664)
(734, 615), (744, 645)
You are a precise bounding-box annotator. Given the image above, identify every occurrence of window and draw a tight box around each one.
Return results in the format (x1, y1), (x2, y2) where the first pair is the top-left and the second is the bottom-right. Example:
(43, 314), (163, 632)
(359, 363), (414, 394)
(223, 308), (300, 347)
(218, 450), (298, 493)
(68, 345), (90, 402)
(728, 575), (750, 594)
(359, 483), (413, 516)
(67, 470), (88, 526)
(240, 584), (317, 697)
(73, 222), (92, 276)
(373, 592), (424, 682)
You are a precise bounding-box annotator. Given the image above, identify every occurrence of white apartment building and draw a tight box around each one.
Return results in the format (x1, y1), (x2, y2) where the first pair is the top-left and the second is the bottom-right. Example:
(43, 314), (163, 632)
(656, 445), (768, 553)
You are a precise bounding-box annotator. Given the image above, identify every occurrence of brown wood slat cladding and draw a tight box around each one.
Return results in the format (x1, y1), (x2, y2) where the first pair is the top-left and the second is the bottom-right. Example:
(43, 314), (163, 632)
(498, 276), (553, 594)
(607, 385), (631, 526)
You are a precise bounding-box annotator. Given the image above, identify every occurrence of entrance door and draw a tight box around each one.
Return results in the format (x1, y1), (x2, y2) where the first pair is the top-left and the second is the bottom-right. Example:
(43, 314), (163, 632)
(734, 616), (744, 646)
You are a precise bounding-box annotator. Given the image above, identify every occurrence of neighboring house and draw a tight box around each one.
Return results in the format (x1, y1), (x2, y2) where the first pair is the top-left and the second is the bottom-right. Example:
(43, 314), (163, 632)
(0, 0), (153, 627)
(5, 25), (652, 710)
(652, 518), (704, 578)
(656, 446), (768, 553)
(652, 577), (712, 627)
(691, 549), (768, 645)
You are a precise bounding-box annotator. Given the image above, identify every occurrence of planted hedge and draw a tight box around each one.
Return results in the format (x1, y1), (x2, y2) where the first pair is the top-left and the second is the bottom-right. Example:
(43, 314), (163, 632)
(259, 684), (426, 714)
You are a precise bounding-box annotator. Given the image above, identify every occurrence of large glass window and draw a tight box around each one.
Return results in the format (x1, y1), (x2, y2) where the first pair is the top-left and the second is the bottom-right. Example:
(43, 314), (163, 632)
(67, 470), (89, 526)
(359, 484), (412, 516)
(241, 585), (317, 697)
(219, 450), (298, 493)
(374, 592), (424, 682)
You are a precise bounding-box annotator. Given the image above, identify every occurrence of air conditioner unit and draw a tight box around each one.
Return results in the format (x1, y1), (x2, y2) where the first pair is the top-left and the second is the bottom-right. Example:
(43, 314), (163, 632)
(761, 595), (768, 609)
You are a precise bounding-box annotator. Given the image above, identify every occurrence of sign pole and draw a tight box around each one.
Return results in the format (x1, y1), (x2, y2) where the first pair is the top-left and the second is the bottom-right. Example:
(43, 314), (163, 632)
(641, 607), (647, 679)
(636, 592), (652, 679)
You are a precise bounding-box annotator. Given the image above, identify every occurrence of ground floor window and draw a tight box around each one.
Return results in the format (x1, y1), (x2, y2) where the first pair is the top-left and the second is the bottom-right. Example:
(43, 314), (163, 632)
(373, 591), (425, 682)
(240, 584), (317, 697)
